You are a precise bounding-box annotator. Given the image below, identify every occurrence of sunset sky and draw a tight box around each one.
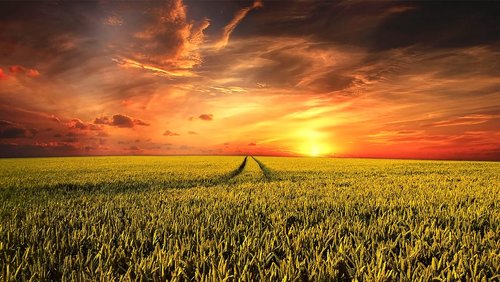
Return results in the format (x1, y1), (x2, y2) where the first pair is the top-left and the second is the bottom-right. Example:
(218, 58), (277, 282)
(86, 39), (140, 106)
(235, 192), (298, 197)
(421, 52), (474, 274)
(1, 1), (499, 160)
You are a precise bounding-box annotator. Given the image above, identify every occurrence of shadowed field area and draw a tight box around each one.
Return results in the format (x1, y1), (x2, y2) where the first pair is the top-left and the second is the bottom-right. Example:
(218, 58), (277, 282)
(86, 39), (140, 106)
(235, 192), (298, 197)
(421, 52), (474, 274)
(0, 156), (499, 280)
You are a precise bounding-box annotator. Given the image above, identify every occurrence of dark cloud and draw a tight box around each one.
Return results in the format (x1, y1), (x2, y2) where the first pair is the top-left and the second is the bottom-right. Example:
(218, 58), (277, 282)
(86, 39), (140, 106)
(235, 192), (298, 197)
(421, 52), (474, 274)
(62, 137), (79, 143)
(305, 72), (356, 93)
(0, 127), (30, 138)
(110, 114), (135, 128)
(0, 142), (79, 157)
(84, 145), (98, 151)
(215, 0), (263, 49)
(67, 119), (101, 131)
(188, 131), (198, 135)
(370, 2), (500, 51)
(94, 114), (149, 128)
(94, 116), (110, 125)
(248, 142), (256, 146)
(163, 130), (180, 136)
(0, 1), (103, 76)
(198, 114), (213, 121)
(237, 1), (500, 51)
(200, 1), (500, 101)
(133, 119), (150, 126)
(0, 120), (37, 138)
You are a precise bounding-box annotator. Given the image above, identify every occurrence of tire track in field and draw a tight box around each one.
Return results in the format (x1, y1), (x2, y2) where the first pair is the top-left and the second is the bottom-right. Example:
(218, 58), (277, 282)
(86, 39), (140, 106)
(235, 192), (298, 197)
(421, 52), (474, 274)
(33, 157), (251, 196)
(29, 157), (251, 197)
(251, 156), (273, 181)
(225, 156), (248, 179)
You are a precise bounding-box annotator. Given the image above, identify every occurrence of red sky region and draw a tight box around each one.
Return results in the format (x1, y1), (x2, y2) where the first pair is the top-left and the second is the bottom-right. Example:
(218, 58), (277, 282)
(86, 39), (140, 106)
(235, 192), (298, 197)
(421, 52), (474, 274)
(0, 1), (499, 160)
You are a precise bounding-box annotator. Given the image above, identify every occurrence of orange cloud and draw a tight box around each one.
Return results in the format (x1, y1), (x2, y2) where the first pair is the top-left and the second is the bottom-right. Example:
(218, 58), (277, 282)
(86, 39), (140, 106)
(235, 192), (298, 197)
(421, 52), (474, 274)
(67, 119), (101, 131)
(49, 115), (60, 123)
(112, 57), (196, 77)
(215, 0), (263, 50)
(7, 65), (40, 77)
(116, 0), (210, 76)
(8, 65), (23, 74)
(94, 114), (149, 128)
(25, 69), (40, 77)
(163, 130), (180, 136)
(430, 114), (497, 127)
(0, 68), (7, 80)
(103, 15), (123, 26)
(198, 114), (213, 121)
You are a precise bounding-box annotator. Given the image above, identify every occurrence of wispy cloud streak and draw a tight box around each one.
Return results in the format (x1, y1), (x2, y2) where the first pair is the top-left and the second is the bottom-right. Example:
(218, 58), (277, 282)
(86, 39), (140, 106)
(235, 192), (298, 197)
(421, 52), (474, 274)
(215, 0), (263, 50)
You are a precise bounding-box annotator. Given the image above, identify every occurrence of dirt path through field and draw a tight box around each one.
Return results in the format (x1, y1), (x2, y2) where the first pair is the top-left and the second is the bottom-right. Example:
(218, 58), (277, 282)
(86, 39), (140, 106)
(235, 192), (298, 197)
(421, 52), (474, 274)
(222, 156), (273, 183)
(228, 156), (262, 182)
(225, 156), (248, 179)
(251, 156), (273, 181)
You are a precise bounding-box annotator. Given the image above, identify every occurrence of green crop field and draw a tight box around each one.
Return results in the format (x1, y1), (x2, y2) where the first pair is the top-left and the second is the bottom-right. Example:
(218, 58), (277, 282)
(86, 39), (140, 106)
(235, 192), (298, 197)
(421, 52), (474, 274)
(0, 156), (499, 281)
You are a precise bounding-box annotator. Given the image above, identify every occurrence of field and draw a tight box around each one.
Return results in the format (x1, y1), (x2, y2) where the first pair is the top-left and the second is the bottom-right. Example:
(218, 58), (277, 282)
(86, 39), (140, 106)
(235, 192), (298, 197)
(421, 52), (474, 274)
(0, 156), (499, 281)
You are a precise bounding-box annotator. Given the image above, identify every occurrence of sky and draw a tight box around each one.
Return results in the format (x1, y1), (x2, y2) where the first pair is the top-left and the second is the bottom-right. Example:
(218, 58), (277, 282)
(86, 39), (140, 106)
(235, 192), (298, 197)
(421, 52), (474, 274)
(0, 0), (499, 160)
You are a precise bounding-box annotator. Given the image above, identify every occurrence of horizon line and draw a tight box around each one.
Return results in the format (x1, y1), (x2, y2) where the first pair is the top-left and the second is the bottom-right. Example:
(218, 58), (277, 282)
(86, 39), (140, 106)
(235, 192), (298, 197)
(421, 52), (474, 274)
(1, 153), (498, 162)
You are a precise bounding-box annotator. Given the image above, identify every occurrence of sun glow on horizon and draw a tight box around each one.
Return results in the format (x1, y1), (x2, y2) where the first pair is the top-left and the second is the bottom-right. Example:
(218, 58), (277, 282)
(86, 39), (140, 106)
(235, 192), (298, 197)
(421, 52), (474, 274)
(300, 142), (333, 157)
(295, 129), (334, 157)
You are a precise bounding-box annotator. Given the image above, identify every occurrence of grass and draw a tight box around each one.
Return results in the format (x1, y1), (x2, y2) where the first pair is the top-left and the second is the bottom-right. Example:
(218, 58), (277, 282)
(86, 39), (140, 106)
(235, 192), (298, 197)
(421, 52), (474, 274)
(0, 156), (499, 281)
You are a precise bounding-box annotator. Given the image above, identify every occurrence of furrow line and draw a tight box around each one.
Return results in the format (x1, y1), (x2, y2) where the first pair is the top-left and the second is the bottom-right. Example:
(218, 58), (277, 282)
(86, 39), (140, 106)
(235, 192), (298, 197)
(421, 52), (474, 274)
(225, 156), (248, 180)
(251, 156), (273, 181)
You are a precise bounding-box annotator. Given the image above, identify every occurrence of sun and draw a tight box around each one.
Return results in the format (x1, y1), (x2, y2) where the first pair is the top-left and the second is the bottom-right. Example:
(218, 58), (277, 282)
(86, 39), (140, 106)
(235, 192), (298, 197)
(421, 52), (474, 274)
(295, 129), (334, 157)
(299, 142), (332, 157)
(309, 144), (321, 157)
